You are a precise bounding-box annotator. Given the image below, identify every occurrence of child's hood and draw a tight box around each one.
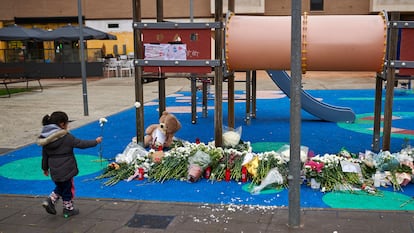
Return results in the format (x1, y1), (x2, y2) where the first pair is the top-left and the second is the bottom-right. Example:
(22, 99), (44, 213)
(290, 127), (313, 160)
(37, 124), (68, 146)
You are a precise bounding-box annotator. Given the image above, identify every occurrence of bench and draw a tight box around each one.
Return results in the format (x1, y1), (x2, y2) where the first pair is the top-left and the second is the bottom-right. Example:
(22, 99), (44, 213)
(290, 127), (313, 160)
(0, 67), (43, 97)
(395, 74), (413, 89)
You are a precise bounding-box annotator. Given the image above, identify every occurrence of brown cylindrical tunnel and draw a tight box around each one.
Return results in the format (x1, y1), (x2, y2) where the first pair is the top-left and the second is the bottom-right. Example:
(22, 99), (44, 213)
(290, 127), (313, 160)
(225, 14), (386, 72)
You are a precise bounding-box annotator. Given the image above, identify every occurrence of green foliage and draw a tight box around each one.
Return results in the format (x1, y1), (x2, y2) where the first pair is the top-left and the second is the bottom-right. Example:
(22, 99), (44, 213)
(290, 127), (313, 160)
(0, 88), (31, 96)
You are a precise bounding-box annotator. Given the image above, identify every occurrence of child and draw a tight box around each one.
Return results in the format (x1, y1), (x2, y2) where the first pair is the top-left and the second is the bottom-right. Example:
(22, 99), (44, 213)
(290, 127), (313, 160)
(37, 111), (102, 217)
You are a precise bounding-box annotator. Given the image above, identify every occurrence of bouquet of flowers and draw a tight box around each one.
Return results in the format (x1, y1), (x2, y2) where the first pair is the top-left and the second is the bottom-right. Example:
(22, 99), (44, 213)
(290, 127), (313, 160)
(251, 167), (284, 194)
(374, 151), (400, 172)
(304, 159), (324, 189)
(252, 151), (288, 186)
(208, 142), (248, 182)
(222, 126), (242, 148)
(95, 162), (136, 186)
(305, 153), (362, 192)
(396, 148), (414, 186)
(147, 141), (194, 182)
(225, 148), (249, 181)
(187, 150), (211, 182)
(147, 141), (224, 183)
(372, 149), (414, 190)
(148, 151), (189, 182)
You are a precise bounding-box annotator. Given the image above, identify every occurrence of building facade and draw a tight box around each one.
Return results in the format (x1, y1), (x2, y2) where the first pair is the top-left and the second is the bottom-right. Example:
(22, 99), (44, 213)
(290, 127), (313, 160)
(0, 0), (412, 67)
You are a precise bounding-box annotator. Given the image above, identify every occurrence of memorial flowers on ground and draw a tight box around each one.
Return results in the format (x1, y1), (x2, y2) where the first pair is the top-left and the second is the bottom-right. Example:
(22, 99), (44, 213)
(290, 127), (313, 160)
(371, 148), (414, 191)
(306, 152), (363, 192)
(95, 136), (414, 194)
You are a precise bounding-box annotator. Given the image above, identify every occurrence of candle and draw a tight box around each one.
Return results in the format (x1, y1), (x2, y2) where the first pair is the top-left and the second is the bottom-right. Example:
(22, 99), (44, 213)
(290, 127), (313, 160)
(204, 166), (211, 179)
(138, 168), (144, 180)
(225, 168), (231, 181)
(241, 166), (247, 182)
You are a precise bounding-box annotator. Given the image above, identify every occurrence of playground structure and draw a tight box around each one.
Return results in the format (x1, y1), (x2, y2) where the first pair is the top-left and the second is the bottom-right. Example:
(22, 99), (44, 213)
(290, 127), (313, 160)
(131, 0), (414, 152)
(225, 14), (386, 72)
(225, 13), (387, 123)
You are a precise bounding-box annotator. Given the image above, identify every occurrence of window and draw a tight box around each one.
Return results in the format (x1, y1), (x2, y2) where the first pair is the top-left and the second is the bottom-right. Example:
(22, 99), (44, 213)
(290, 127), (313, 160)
(310, 0), (324, 11)
(108, 23), (119, 29)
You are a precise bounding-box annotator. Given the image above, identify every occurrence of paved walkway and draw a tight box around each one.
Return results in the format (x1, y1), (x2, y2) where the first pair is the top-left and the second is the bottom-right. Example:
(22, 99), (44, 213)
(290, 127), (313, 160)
(0, 194), (412, 233)
(2, 71), (411, 233)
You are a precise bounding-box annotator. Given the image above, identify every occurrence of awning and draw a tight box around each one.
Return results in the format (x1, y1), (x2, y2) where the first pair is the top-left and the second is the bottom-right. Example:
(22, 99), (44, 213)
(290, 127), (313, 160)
(42, 24), (117, 41)
(0, 24), (46, 41)
(0, 24), (117, 41)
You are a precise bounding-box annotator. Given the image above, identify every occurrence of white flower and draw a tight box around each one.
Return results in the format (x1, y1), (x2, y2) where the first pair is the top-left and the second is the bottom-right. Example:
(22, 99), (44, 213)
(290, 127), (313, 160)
(134, 102), (141, 108)
(397, 152), (413, 163)
(223, 131), (241, 147)
(99, 117), (108, 127)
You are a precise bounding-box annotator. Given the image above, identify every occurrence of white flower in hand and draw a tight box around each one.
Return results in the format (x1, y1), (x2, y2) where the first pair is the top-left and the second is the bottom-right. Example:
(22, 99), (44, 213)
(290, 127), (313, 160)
(98, 117), (108, 166)
(99, 117), (108, 127)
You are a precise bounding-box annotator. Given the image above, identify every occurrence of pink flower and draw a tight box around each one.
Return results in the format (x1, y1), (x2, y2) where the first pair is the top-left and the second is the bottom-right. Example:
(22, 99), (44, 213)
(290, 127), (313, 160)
(305, 160), (324, 173)
(308, 150), (315, 158)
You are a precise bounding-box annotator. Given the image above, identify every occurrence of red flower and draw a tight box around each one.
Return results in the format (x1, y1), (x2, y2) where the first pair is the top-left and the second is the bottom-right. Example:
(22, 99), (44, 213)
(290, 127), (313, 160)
(305, 160), (324, 173)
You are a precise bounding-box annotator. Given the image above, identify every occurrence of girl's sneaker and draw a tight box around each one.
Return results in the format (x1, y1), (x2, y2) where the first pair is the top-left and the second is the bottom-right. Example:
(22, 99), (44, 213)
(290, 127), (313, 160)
(63, 208), (79, 218)
(42, 197), (57, 215)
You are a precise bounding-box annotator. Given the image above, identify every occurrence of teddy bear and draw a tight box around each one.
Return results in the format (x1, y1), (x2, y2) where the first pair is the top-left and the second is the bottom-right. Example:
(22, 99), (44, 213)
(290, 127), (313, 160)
(144, 111), (181, 149)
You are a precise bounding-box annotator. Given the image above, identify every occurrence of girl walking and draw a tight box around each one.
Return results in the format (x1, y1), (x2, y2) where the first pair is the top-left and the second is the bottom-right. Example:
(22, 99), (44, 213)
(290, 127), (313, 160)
(37, 111), (102, 217)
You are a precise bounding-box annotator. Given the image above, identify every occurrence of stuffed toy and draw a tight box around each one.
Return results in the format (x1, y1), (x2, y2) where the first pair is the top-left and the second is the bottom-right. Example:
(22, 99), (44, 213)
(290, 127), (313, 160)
(144, 111), (181, 149)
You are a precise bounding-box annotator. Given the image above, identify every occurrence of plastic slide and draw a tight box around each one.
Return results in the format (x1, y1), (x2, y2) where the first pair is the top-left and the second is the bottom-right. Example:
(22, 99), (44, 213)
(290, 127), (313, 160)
(267, 70), (356, 122)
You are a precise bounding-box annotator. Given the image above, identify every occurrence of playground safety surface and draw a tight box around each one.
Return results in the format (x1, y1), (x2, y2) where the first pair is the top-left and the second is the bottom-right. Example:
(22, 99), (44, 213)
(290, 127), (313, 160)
(1, 71), (412, 232)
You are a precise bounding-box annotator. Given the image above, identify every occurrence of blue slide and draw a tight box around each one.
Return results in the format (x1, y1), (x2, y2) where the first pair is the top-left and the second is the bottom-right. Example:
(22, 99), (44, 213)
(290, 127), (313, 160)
(266, 70), (355, 122)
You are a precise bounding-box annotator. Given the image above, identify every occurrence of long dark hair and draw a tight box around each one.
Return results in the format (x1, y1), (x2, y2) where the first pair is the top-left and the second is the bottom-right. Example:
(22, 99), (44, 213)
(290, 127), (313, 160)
(42, 111), (69, 126)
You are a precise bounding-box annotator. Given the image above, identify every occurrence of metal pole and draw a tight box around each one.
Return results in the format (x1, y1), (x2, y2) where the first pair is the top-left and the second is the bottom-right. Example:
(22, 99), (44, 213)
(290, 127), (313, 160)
(214, 0), (223, 147)
(227, 0), (235, 129)
(190, 0), (194, 22)
(228, 0), (235, 11)
(189, 0), (197, 122)
(372, 73), (383, 152)
(156, 0), (166, 118)
(191, 75), (197, 123)
(382, 12), (400, 151)
(133, 0), (145, 146)
(252, 70), (257, 118)
(288, 0), (302, 228)
(245, 70), (251, 125)
(77, 0), (88, 116)
(202, 78), (208, 118)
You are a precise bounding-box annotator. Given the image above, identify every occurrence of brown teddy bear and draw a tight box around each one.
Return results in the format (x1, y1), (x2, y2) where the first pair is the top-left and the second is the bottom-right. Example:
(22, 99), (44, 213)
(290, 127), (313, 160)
(144, 111), (181, 149)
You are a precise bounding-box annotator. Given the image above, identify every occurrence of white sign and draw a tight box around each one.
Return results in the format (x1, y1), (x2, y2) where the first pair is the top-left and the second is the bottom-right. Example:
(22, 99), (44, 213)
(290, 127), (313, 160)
(144, 43), (187, 60)
(340, 160), (362, 173)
